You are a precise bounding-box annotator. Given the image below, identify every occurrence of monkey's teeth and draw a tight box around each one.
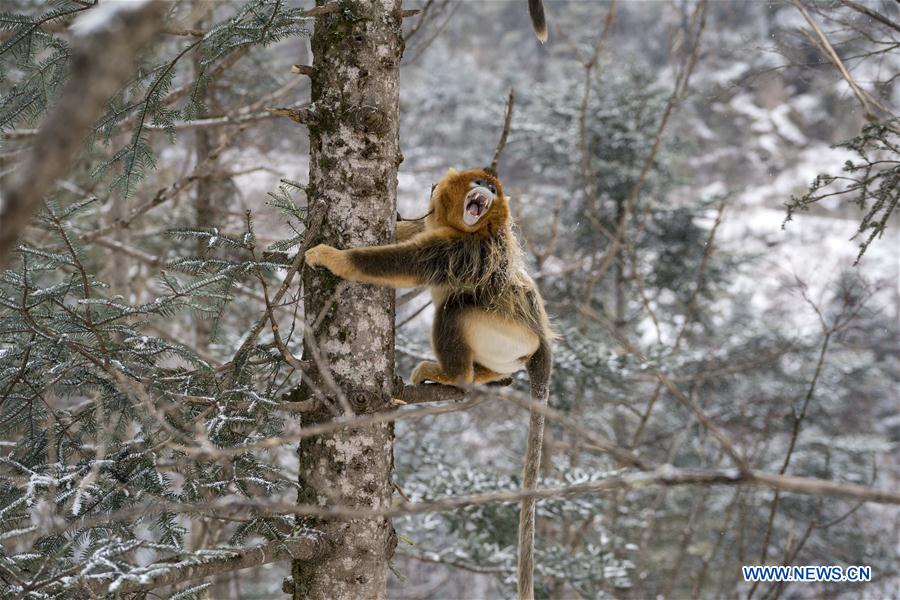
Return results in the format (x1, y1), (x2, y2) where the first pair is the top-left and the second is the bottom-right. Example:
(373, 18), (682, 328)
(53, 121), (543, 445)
(464, 187), (493, 223)
(467, 200), (482, 216)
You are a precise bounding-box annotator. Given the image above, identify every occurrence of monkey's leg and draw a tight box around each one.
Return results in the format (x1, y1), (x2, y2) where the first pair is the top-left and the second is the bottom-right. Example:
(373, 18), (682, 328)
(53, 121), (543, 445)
(410, 360), (459, 385)
(411, 362), (510, 386)
(415, 300), (475, 387)
(473, 364), (512, 384)
(411, 362), (511, 386)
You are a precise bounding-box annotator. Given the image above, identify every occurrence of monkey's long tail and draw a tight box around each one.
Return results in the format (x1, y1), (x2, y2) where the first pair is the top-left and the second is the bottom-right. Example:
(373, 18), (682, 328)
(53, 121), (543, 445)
(517, 340), (552, 600)
(528, 0), (548, 44)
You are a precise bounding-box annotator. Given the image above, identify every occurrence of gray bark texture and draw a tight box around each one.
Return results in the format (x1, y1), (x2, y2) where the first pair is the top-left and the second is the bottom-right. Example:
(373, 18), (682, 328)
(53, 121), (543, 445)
(291, 1), (403, 598)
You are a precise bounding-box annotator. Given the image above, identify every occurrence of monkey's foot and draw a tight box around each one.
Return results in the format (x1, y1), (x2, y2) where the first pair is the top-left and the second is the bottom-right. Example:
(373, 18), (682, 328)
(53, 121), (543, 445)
(411, 361), (458, 385)
(473, 365), (512, 385)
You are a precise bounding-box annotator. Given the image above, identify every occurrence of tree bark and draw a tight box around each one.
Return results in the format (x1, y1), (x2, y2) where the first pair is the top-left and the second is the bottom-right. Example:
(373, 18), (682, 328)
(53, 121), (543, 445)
(290, 1), (403, 599)
(191, 39), (226, 354)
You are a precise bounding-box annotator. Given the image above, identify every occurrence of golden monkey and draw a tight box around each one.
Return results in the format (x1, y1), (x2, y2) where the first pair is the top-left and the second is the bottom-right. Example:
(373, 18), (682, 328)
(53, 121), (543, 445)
(304, 168), (553, 388)
(305, 168), (552, 599)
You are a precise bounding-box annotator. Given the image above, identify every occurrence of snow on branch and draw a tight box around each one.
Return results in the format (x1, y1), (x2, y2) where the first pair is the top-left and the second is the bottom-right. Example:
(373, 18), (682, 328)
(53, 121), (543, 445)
(81, 533), (327, 596)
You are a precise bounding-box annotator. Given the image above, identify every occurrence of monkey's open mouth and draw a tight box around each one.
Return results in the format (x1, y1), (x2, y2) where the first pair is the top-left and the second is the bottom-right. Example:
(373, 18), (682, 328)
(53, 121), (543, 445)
(463, 187), (493, 225)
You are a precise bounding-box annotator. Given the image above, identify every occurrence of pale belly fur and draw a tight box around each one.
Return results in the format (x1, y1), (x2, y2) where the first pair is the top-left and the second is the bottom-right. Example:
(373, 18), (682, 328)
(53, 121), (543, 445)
(462, 309), (539, 374)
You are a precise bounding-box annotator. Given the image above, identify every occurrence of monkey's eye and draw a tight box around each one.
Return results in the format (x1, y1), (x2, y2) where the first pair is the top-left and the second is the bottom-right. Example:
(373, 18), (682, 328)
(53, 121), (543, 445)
(471, 179), (497, 195)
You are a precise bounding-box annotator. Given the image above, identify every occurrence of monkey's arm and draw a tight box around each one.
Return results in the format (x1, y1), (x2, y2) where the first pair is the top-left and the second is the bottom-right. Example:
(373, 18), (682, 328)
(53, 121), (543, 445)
(395, 219), (425, 242)
(305, 230), (453, 288)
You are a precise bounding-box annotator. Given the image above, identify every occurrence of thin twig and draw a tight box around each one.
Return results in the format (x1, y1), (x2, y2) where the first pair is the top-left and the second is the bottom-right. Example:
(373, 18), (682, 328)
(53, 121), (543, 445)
(792, 0), (896, 121)
(630, 198), (728, 445)
(583, 0), (706, 300)
(489, 89), (515, 173)
(838, 0), (900, 34)
(749, 294), (834, 599)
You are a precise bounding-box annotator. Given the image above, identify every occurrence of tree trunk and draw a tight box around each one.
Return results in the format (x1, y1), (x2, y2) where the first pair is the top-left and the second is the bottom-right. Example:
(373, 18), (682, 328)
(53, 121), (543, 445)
(191, 25), (222, 355)
(290, 1), (403, 599)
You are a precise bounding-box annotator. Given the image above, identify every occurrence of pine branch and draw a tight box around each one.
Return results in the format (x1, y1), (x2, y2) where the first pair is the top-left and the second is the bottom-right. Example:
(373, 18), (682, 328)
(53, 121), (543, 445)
(83, 534), (328, 595)
(0, 0), (169, 268)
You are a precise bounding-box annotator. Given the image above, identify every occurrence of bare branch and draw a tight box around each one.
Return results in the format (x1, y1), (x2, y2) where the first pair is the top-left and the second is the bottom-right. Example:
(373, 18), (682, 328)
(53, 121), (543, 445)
(291, 64), (315, 76)
(266, 105), (311, 124)
(163, 26), (206, 37)
(11, 464), (900, 551)
(397, 287), (426, 307)
(750, 291), (836, 598)
(583, 0), (706, 296)
(229, 209), (324, 369)
(302, 2), (341, 17)
(792, 0), (896, 121)
(394, 381), (466, 404)
(489, 89), (515, 173)
(157, 105), (309, 130)
(839, 0), (900, 34)
(630, 198), (729, 445)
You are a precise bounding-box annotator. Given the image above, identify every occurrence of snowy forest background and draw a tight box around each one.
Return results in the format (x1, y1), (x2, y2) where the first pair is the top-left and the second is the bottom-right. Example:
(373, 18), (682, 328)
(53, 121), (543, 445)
(0, 0), (897, 598)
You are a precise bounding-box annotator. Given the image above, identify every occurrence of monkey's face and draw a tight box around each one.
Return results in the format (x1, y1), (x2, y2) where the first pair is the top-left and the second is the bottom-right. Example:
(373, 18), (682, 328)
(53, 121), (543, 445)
(462, 178), (495, 226)
(430, 168), (509, 234)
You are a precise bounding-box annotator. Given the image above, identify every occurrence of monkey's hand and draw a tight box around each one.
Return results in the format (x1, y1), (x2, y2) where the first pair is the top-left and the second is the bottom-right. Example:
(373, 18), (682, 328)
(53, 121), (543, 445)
(304, 244), (345, 275)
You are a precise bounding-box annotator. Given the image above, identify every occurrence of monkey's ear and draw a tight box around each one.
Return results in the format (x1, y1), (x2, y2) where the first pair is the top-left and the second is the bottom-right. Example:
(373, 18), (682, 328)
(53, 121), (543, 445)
(446, 168), (459, 177)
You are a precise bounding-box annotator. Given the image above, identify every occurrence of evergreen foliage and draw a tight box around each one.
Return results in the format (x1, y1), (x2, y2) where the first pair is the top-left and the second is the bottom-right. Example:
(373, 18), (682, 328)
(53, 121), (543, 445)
(0, 3), (314, 596)
(2, 0), (311, 198)
(0, 183), (311, 598)
(785, 119), (899, 263)
(0, 2), (86, 131)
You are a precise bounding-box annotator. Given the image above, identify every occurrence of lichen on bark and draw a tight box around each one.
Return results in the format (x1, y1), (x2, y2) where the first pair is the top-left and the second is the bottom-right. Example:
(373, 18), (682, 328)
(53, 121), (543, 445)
(290, 1), (403, 599)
